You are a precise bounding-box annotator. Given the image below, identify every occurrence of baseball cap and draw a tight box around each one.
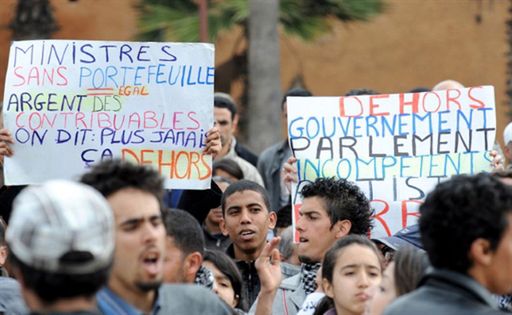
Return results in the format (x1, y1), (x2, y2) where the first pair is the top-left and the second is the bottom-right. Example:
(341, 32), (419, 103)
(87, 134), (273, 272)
(6, 180), (114, 274)
(503, 122), (512, 145)
(373, 224), (423, 251)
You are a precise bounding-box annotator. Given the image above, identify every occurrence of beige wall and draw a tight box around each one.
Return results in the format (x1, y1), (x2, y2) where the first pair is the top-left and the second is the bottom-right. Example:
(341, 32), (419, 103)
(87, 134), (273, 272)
(0, 0), (509, 145)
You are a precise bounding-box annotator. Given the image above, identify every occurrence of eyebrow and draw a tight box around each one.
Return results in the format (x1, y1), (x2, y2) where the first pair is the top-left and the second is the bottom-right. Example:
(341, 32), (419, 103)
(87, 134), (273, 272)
(340, 264), (380, 270)
(215, 274), (231, 282)
(299, 209), (322, 215)
(119, 217), (143, 227)
(119, 214), (161, 227)
(227, 202), (264, 210)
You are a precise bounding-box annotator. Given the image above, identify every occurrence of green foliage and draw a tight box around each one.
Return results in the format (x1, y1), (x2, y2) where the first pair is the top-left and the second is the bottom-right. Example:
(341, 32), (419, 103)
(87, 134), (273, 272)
(138, 0), (384, 42)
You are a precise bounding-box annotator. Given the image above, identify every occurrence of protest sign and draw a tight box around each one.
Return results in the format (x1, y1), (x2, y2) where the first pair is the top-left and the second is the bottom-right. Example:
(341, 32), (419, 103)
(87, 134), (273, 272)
(287, 86), (496, 238)
(2, 40), (214, 189)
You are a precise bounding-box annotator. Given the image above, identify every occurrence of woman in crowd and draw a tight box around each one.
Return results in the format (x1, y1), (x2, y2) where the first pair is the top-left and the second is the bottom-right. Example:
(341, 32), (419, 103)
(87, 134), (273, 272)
(313, 235), (383, 315)
(366, 246), (429, 315)
(203, 249), (247, 314)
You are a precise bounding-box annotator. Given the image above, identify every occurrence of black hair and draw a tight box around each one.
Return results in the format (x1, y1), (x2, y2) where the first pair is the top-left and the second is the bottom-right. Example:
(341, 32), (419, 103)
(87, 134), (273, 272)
(275, 204), (292, 229)
(164, 208), (205, 256)
(314, 235), (382, 315)
(214, 93), (237, 120)
(213, 159), (244, 181)
(204, 249), (247, 310)
(80, 159), (164, 204)
(344, 88), (379, 96)
(221, 180), (271, 215)
(281, 87), (313, 111)
(408, 87), (431, 93)
(419, 173), (512, 273)
(0, 216), (6, 246)
(392, 247), (430, 296)
(300, 177), (373, 235)
(9, 252), (110, 304)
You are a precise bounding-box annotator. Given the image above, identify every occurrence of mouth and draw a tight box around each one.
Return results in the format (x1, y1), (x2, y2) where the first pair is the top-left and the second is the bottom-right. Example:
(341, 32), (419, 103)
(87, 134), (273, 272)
(355, 292), (370, 301)
(141, 250), (161, 276)
(299, 237), (309, 243)
(239, 229), (256, 241)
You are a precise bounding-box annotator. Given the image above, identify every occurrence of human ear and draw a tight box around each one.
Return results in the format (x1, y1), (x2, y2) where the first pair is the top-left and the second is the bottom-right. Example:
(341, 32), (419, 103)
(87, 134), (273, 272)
(219, 218), (229, 236)
(334, 219), (352, 239)
(267, 211), (277, 230)
(469, 238), (493, 266)
(322, 277), (334, 298)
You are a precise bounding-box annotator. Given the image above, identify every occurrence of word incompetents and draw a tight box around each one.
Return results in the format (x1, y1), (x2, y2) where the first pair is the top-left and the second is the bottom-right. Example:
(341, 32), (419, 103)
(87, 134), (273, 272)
(11, 42), (214, 88)
(297, 152), (492, 183)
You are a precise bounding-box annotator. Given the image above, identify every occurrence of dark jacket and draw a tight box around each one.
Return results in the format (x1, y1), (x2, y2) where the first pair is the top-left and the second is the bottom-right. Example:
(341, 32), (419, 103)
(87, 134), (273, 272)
(235, 142), (258, 167)
(384, 269), (504, 315)
(203, 225), (232, 251)
(227, 244), (260, 311)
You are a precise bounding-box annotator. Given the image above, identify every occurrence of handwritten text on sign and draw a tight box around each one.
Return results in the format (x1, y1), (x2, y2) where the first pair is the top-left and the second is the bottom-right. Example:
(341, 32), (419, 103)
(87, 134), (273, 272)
(3, 40), (215, 189)
(287, 87), (496, 237)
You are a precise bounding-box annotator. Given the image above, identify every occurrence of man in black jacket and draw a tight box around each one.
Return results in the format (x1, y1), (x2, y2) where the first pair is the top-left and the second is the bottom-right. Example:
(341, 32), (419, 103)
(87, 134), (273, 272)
(385, 173), (512, 315)
(220, 180), (277, 310)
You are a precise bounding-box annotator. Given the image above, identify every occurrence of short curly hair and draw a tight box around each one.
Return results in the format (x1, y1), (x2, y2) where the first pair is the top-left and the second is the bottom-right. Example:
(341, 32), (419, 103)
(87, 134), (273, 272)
(300, 177), (373, 235)
(419, 173), (512, 273)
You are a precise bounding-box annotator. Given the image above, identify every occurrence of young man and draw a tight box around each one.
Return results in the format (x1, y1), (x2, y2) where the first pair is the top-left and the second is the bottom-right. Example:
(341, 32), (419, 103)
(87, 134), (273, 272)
(220, 179), (277, 310)
(6, 180), (114, 315)
(214, 92), (264, 186)
(81, 159), (231, 315)
(163, 208), (213, 289)
(214, 92), (258, 166)
(251, 177), (373, 315)
(384, 173), (512, 315)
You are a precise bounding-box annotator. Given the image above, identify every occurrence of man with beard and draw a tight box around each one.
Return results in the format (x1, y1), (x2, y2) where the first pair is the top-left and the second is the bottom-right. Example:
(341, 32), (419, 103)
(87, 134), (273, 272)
(250, 177), (373, 315)
(81, 159), (231, 315)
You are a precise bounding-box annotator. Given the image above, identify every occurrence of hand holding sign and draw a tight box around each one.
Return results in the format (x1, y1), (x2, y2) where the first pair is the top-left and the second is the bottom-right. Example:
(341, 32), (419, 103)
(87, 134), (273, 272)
(0, 129), (14, 162)
(3, 40), (215, 189)
(287, 87), (496, 237)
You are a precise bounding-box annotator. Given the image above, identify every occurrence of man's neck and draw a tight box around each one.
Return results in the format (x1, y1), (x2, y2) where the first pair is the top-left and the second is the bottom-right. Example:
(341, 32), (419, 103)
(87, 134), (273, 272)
(109, 281), (156, 313)
(234, 244), (264, 262)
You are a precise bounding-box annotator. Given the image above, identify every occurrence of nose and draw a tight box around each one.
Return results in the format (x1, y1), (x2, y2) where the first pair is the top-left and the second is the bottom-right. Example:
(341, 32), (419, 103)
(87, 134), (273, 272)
(358, 271), (370, 288)
(240, 209), (252, 224)
(212, 281), (219, 294)
(142, 221), (162, 244)
(296, 215), (305, 232)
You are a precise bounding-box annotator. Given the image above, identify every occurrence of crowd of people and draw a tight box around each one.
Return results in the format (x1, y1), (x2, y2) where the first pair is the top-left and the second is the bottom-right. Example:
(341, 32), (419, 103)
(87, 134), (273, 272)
(1, 80), (512, 315)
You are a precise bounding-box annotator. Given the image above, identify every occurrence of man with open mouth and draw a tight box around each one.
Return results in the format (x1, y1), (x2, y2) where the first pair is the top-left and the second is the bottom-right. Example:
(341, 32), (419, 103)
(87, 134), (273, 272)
(220, 179), (277, 310)
(81, 159), (231, 315)
(250, 177), (373, 315)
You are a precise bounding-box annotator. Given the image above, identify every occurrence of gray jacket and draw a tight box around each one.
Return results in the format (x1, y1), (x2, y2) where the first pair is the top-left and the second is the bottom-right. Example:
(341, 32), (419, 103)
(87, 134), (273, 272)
(384, 269), (504, 315)
(257, 141), (291, 211)
(0, 277), (29, 315)
(249, 273), (306, 315)
(158, 284), (232, 314)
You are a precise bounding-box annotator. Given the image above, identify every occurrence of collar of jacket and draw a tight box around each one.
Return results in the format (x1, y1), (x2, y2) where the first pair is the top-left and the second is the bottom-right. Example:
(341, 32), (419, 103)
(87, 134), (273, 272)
(422, 268), (498, 308)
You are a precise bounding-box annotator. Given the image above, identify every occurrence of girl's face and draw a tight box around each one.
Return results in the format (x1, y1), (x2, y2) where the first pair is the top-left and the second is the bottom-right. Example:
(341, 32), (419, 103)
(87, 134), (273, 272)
(203, 261), (238, 308)
(367, 262), (397, 315)
(323, 244), (382, 315)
